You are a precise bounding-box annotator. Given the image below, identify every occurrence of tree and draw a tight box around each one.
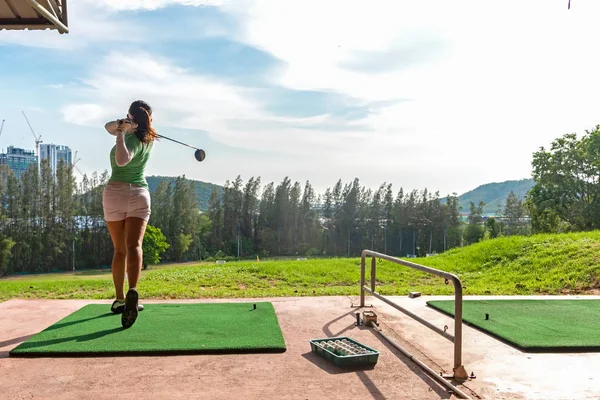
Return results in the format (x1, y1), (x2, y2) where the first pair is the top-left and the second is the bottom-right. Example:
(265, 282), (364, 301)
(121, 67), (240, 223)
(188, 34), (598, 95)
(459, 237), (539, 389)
(149, 180), (173, 239)
(504, 191), (526, 235)
(465, 201), (485, 244)
(56, 160), (76, 269)
(240, 176), (261, 255)
(444, 193), (462, 249)
(367, 183), (384, 252)
(174, 233), (193, 261)
(289, 180), (301, 253)
(40, 159), (57, 271)
(383, 183), (394, 253)
(340, 179), (360, 256)
(524, 185), (562, 233)
(274, 177), (292, 254)
(0, 233), (15, 277)
(142, 225), (169, 269)
(169, 176), (198, 260)
(484, 217), (501, 239)
(299, 180), (319, 254)
(468, 201), (485, 224)
(321, 188), (333, 255)
(331, 179), (343, 254)
(257, 182), (277, 255)
(526, 126), (600, 232)
(222, 176), (243, 252)
(193, 213), (212, 260)
(207, 186), (223, 252)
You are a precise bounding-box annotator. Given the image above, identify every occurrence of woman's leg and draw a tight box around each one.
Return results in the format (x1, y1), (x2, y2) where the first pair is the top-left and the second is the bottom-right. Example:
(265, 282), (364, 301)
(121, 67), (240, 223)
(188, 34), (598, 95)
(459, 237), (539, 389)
(106, 220), (127, 300)
(124, 216), (148, 289)
(121, 216), (147, 329)
(103, 182), (128, 308)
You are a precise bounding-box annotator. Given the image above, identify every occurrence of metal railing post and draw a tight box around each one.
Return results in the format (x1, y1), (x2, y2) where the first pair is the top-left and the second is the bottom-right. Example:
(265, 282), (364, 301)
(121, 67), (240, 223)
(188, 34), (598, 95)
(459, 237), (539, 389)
(360, 253), (366, 307)
(358, 249), (468, 381)
(371, 256), (376, 293)
(453, 281), (467, 379)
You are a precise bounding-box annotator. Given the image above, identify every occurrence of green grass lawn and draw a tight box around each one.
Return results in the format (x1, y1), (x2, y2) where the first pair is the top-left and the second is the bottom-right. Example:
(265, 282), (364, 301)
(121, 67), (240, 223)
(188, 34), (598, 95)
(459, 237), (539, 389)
(2, 231), (600, 301)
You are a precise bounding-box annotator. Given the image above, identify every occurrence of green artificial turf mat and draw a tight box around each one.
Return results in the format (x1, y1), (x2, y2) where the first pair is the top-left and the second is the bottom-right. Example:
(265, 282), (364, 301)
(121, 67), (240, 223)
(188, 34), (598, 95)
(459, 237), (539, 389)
(10, 302), (286, 356)
(426, 299), (600, 352)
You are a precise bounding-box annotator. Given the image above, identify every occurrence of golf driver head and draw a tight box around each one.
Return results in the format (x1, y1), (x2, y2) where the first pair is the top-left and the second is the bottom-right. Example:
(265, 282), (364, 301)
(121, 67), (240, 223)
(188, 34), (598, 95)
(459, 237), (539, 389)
(195, 149), (206, 162)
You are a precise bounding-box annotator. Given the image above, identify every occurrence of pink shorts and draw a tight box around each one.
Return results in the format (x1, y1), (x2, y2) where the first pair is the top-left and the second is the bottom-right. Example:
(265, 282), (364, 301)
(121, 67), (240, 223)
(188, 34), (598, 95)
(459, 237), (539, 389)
(102, 181), (151, 222)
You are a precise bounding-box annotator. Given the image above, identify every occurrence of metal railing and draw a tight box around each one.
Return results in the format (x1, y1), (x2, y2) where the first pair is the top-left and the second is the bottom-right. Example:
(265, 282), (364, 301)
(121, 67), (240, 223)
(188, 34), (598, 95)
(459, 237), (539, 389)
(360, 250), (468, 379)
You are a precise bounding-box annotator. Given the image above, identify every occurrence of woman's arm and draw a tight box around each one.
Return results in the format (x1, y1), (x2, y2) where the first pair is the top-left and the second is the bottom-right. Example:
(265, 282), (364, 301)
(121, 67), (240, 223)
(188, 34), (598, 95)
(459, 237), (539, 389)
(107, 119), (137, 166)
(114, 132), (134, 167)
(105, 120), (120, 136)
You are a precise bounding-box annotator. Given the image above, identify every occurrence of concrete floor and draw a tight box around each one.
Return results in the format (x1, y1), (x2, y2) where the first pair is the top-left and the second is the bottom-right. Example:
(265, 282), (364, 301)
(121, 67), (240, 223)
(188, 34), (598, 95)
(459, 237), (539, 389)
(372, 295), (600, 400)
(1, 295), (599, 399)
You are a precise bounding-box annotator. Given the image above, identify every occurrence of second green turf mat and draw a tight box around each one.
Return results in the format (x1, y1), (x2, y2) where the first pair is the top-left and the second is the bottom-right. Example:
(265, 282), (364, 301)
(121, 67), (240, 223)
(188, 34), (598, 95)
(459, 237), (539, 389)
(427, 299), (600, 352)
(10, 302), (286, 356)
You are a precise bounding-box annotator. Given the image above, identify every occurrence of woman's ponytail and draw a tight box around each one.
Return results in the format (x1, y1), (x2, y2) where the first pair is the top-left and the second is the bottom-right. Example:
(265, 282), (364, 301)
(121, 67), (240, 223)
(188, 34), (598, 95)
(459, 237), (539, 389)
(128, 100), (157, 144)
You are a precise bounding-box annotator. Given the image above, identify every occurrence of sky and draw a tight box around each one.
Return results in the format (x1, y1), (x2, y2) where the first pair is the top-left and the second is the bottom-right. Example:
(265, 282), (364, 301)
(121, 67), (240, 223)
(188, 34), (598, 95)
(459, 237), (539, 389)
(1, 0), (599, 198)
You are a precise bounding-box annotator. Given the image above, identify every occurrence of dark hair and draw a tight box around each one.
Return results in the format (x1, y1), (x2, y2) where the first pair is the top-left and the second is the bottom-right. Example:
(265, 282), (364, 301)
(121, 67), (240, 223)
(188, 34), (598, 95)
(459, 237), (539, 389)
(128, 100), (157, 144)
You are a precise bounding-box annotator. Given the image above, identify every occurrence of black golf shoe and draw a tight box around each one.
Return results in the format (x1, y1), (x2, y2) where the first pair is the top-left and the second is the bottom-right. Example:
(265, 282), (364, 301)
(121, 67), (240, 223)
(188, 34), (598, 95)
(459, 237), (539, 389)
(111, 299), (144, 314)
(121, 288), (140, 329)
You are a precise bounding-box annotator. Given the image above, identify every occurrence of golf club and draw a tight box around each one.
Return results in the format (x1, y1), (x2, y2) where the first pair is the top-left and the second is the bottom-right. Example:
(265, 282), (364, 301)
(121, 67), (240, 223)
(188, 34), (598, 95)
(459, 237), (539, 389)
(156, 133), (206, 162)
(117, 118), (206, 161)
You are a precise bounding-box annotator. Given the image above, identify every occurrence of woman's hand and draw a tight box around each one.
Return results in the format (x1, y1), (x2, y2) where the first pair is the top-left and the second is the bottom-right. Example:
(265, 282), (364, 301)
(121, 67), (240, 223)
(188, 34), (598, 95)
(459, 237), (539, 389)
(105, 119), (137, 135)
(119, 119), (138, 134)
(105, 120), (120, 136)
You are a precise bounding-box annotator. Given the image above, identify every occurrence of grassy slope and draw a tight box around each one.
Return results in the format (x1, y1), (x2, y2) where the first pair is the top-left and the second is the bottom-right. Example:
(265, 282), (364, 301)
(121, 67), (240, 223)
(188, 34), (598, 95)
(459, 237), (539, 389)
(421, 231), (600, 294)
(1, 232), (599, 301)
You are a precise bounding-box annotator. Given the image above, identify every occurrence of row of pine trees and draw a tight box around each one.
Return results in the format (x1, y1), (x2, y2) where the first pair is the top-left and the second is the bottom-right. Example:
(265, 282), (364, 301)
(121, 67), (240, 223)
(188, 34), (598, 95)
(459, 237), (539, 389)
(0, 161), (528, 276)
(205, 176), (528, 260)
(206, 176), (466, 258)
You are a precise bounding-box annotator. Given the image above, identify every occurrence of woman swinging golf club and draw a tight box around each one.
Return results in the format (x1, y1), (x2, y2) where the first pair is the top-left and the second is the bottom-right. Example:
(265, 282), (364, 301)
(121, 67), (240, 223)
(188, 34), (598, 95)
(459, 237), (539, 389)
(102, 100), (156, 329)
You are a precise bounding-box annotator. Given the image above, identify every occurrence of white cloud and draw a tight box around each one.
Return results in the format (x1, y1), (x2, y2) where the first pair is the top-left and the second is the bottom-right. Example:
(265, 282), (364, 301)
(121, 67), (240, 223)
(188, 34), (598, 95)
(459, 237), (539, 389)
(62, 104), (113, 126)
(45, 84), (66, 89)
(60, 51), (403, 163)
(59, 51), (427, 193)
(95, 0), (226, 11)
(62, 52), (370, 156)
(208, 0), (600, 194)
(61, 51), (262, 130)
(225, 0), (600, 101)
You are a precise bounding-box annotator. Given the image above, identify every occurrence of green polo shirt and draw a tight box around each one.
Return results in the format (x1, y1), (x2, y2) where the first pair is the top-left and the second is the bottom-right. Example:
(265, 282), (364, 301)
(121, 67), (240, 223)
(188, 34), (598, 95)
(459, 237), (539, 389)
(109, 133), (153, 188)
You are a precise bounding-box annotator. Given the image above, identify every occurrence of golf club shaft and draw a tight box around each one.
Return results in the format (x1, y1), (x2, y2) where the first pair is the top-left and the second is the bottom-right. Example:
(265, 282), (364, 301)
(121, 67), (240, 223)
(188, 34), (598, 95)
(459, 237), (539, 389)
(156, 134), (201, 151)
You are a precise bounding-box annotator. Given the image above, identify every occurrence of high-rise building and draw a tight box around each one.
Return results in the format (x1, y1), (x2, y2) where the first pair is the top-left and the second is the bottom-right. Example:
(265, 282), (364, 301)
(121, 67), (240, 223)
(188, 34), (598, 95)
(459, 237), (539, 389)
(0, 146), (38, 180)
(40, 144), (72, 175)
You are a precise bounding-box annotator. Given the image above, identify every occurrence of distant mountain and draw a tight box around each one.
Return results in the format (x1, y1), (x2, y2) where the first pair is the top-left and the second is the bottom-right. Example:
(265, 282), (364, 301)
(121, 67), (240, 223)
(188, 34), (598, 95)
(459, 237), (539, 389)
(457, 178), (535, 215)
(146, 176), (223, 212)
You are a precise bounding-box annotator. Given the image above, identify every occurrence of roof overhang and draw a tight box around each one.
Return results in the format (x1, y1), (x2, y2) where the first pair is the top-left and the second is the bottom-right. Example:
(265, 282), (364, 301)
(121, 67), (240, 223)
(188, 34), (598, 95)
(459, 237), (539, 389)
(0, 0), (68, 34)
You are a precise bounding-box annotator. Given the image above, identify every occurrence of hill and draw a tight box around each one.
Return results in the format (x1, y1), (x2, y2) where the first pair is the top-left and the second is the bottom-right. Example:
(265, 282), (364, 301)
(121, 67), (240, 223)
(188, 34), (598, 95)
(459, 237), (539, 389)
(146, 176), (223, 212)
(457, 178), (534, 215)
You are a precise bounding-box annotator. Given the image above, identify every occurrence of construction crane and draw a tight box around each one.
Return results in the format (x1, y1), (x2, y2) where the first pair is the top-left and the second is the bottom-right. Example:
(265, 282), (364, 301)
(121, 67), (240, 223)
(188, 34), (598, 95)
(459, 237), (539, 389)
(0, 119), (4, 140)
(72, 151), (83, 177)
(21, 111), (43, 167)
